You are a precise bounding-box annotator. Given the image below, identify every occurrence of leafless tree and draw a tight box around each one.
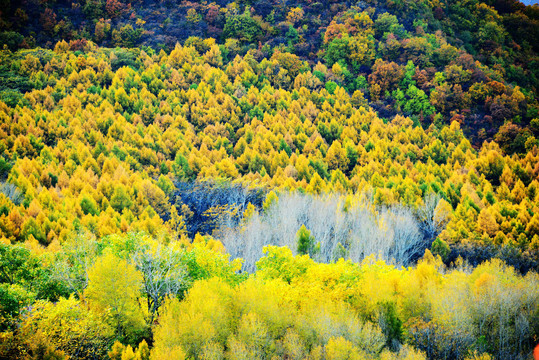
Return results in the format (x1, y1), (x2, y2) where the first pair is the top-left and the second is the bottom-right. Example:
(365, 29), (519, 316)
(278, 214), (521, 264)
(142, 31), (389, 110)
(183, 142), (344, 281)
(0, 182), (24, 205)
(132, 244), (189, 323)
(172, 180), (265, 236)
(417, 192), (450, 241)
(218, 192), (427, 272)
(49, 232), (100, 293)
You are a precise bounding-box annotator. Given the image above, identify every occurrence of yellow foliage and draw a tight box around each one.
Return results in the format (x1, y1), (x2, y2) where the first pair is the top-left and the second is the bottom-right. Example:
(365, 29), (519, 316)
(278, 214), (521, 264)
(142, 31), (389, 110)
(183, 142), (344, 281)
(84, 253), (147, 338)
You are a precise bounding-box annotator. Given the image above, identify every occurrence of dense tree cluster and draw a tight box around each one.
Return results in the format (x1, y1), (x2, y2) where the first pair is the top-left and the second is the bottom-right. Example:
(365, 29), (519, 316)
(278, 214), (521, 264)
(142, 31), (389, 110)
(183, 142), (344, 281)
(0, 1), (537, 141)
(1, 233), (537, 359)
(0, 232), (242, 358)
(0, 40), (537, 358)
(152, 247), (539, 360)
(0, 44), (538, 264)
(0, 0), (538, 358)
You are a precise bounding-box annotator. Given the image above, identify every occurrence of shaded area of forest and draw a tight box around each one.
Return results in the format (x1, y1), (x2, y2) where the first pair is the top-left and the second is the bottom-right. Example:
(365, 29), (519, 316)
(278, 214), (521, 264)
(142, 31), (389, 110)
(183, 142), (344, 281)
(171, 180), (266, 236)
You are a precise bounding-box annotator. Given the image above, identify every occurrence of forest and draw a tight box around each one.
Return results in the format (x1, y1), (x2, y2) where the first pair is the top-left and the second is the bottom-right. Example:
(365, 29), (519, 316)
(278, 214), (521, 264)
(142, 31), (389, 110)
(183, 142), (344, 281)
(0, 0), (539, 359)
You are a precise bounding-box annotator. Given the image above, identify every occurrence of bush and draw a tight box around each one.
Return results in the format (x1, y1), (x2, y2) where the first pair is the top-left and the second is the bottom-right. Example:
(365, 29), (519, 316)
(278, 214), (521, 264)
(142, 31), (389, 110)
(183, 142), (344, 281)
(0, 31), (24, 51)
(431, 238), (450, 262)
(223, 12), (263, 43)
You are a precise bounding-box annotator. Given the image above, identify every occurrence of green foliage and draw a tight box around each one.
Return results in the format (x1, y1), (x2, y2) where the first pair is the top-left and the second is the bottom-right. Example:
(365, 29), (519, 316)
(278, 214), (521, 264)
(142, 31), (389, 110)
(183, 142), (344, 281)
(0, 31), (24, 51)
(112, 25), (142, 48)
(0, 157), (11, 179)
(82, 0), (105, 19)
(374, 13), (399, 37)
(431, 237), (450, 262)
(0, 90), (26, 107)
(157, 175), (175, 196)
(262, 191), (278, 212)
(296, 224), (316, 256)
(110, 186), (133, 212)
(378, 300), (403, 349)
(81, 195), (99, 215)
(256, 246), (313, 283)
(172, 153), (193, 180)
(0, 243), (39, 285)
(182, 239), (243, 285)
(0, 283), (35, 330)
(325, 80), (338, 94)
(325, 37), (349, 67)
(223, 12), (263, 43)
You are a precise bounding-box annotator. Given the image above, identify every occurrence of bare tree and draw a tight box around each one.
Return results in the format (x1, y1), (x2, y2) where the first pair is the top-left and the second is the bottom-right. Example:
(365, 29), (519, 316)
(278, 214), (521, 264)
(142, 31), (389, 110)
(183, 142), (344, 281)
(132, 244), (189, 323)
(0, 182), (24, 205)
(218, 192), (427, 272)
(49, 232), (100, 293)
(172, 180), (265, 236)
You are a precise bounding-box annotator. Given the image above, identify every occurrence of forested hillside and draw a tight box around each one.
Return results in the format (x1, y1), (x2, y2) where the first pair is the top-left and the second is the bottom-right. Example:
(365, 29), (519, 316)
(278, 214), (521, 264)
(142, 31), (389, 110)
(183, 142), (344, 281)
(1, 0), (538, 142)
(0, 0), (538, 359)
